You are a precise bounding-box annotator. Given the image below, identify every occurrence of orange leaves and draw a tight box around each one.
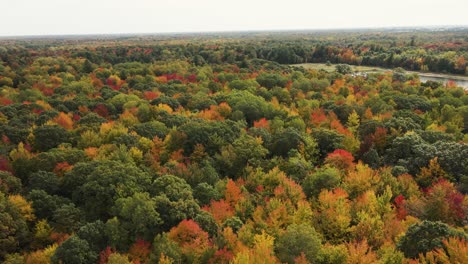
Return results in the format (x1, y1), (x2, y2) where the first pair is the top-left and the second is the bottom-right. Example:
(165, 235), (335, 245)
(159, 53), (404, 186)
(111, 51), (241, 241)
(198, 103), (232, 121)
(84, 147), (98, 159)
(318, 188), (350, 209)
(330, 119), (351, 136)
(345, 240), (378, 264)
(128, 239), (151, 263)
(217, 102), (232, 118)
(310, 108), (327, 127)
(225, 179), (243, 206)
(143, 91), (160, 100)
(198, 105), (224, 121)
(52, 112), (74, 130)
(154, 75), (168, 83)
(168, 219), (210, 257)
(253, 118), (269, 130)
(53, 162), (73, 177)
(203, 199), (235, 224)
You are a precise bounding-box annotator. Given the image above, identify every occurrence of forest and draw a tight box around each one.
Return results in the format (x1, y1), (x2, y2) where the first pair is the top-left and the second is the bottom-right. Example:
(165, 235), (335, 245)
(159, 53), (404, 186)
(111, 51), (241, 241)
(0, 29), (467, 264)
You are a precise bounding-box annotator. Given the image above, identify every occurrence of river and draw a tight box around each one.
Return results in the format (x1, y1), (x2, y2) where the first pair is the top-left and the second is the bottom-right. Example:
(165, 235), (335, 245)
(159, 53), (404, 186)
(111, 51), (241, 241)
(292, 63), (468, 89)
(418, 75), (468, 89)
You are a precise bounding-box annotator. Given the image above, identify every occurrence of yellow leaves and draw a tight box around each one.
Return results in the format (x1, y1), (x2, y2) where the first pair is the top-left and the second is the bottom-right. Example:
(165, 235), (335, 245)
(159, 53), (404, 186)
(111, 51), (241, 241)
(232, 231), (278, 264)
(33, 219), (53, 247)
(105, 253), (132, 264)
(293, 200), (314, 226)
(26, 244), (58, 264)
(343, 162), (380, 198)
(346, 110), (360, 135)
(119, 109), (139, 127)
(316, 188), (352, 243)
(10, 142), (33, 161)
(222, 227), (246, 255)
(426, 122), (447, 132)
(35, 100), (52, 111)
(129, 147), (143, 164)
(158, 253), (174, 264)
(9, 194), (35, 222)
(99, 122), (128, 143)
(420, 237), (468, 264)
(78, 130), (102, 148)
(99, 121), (114, 134)
(416, 157), (451, 187)
(156, 103), (173, 113)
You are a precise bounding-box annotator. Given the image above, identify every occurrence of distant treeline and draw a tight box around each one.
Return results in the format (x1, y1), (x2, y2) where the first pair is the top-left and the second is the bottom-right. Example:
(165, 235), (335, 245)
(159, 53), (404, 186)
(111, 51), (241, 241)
(1, 29), (468, 75)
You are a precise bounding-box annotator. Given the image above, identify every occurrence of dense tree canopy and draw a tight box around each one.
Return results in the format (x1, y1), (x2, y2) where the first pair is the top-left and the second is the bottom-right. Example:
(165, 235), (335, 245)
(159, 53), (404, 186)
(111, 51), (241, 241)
(0, 30), (467, 263)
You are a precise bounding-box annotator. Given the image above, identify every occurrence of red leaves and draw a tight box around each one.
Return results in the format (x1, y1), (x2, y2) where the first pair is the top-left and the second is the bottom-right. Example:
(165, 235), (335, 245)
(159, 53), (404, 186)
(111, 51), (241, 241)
(187, 74), (198, 83)
(394, 194), (407, 220)
(426, 179), (466, 224)
(93, 104), (109, 118)
(209, 247), (234, 264)
(0, 97), (13, 106)
(163, 73), (184, 82)
(98, 247), (113, 264)
(128, 239), (151, 264)
(0, 155), (12, 172)
(325, 149), (355, 171)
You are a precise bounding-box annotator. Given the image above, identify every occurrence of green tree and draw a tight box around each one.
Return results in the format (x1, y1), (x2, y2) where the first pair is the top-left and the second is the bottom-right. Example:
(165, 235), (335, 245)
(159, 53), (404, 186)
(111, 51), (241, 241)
(33, 125), (71, 151)
(28, 171), (60, 194)
(76, 220), (109, 253)
(275, 224), (321, 264)
(150, 175), (200, 230)
(302, 166), (341, 198)
(397, 220), (467, 258)
(52, 236), (98, 264)
(111, 192), (162, 247)
(64, 161), (152, 220)
(335, 64), (352, 74)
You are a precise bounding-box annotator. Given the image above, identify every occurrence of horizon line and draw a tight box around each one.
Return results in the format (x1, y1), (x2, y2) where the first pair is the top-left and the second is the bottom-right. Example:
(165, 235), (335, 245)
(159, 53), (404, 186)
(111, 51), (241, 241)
(1, 24), (467, 39)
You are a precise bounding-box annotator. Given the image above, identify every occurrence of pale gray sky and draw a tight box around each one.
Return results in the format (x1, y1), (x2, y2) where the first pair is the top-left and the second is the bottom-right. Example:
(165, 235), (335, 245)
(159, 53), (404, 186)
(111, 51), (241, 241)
(1, 0), (467, 36)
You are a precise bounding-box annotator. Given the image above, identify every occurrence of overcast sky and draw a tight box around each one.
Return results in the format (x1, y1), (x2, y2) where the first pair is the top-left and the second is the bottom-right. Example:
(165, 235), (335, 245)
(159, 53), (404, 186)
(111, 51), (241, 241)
(1, 0), (467, 36)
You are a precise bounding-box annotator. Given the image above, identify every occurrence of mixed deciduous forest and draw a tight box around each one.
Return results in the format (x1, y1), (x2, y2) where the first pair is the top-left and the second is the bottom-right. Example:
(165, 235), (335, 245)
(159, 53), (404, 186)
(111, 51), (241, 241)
(0, 29), (467, 264)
